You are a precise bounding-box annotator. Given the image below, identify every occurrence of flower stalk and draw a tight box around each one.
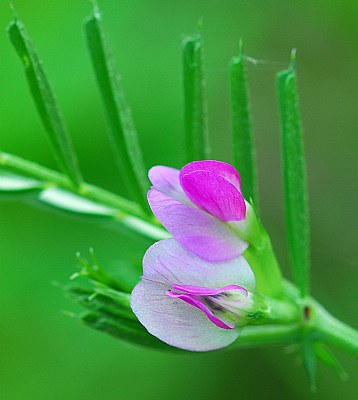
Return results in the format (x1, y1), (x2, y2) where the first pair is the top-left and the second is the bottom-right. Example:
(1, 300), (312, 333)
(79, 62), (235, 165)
(243, 232), (283, 299)
(250, 295), (300, 325)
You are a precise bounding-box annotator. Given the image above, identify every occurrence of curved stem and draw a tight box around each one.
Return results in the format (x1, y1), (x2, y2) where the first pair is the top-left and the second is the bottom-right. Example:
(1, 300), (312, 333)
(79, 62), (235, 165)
(234, 203), (284, 299)
(244, 232), (283, 299)
(312, 302), (358, 358)
(0, 151), (169, 241)
(284, 282), (358, 358)
(0, 151), (141, 213)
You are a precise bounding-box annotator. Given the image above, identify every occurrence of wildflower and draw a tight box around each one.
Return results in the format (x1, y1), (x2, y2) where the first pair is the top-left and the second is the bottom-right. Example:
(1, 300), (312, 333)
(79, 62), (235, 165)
(148, 160), (259, 261)
(131, 238), (255, 351)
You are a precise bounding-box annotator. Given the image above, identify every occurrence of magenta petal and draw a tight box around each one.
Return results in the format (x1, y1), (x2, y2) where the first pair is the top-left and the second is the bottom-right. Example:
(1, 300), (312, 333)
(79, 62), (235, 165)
(171, 284), (248, 296)
(166, 292), (234, 330)
(148, 189), (248, 261)
(180, 160), (242, 191)
(179, 171), (246, 222)
(148, 166), (188, 203)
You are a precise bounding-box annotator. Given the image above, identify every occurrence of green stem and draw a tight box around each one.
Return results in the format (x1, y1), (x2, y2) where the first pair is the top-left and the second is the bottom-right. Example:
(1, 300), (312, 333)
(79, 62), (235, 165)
(229, 324), (300, 349)
(257, 297), (300, 325)
(0, 151), (169, 241)
(283, 281), (358, 358)
(231, 203), (283, 298)
(312, 302), (358, 358)
(244, 232), (283, 299)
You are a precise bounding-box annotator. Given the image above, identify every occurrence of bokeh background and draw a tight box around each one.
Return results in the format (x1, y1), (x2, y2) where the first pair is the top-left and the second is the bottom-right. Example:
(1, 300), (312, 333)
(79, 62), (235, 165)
(1, 1), (357, 399)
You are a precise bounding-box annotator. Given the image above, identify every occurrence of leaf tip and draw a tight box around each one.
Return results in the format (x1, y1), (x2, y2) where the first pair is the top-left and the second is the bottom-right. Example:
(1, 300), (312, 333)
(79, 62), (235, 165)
(197, 16), (204, 31)
(239, 38), (244, 55)
(290, 48), (297, 69)
(8, 0), (18, 18)
(84, 0), (101, 28)
(6, 18), (17, 35)
(230, 40), (245, 68)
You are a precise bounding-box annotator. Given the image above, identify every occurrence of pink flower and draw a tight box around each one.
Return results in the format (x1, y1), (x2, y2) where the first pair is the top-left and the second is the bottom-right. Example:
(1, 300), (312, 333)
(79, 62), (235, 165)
(131, 239), (255, 351)
(148, 160), (249, 261)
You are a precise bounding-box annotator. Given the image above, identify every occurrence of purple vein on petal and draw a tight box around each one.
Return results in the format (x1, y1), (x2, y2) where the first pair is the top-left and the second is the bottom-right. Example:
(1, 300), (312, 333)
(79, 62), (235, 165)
(147, 265), (171, 285)
(157, 256), (183, 284)
(171, 284), (248, 296)
(166, 291), (235, 330)
(141, 277), (169, 287)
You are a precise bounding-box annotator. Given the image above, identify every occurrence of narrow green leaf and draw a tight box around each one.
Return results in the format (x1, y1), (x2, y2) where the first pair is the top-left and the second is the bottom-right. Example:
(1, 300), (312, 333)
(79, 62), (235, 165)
(81, 311), (179, 351)
(230, 42), (258, 206)
(277, 50), (310, 298)
(84, 9), (149, 211)
(65, 284), (136, 321)
(7, 19), (82, 186)
(64, 278), (176, 350)
(302, 337), (317, 391)
(75, 251), (134, 293)
(182, 32), (209, 162)
(0, 172), (42, 193)
(39, 187), (116, 217)
(314, 343), (348, 380)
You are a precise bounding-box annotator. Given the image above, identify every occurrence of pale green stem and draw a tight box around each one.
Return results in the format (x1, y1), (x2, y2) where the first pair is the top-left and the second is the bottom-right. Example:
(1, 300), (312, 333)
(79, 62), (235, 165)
(238, 295), (358, 357)
(244, 232), (283, 299)
(256, 296), (300, 325)
(0, 151), (169, 241)
(311, 301), (358, 358)
(229, 324), (300, 349)
(232, 203), (283, 298)
(283, 281), (358, 357)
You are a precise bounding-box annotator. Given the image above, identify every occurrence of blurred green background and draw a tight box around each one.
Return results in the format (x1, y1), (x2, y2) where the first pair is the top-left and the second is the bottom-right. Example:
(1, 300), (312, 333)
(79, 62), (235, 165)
(1, 1), (357, 399)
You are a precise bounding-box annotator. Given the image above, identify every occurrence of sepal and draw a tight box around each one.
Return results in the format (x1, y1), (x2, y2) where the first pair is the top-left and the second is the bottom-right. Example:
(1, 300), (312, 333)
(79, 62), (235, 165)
(314, 343), (348, 381)
(64, 275), (179, 351)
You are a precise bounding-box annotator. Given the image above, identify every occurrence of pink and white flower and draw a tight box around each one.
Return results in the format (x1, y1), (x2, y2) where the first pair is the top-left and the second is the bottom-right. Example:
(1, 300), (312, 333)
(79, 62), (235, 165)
(131, 239), (255, 351)
(148, 160), (250, 262)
